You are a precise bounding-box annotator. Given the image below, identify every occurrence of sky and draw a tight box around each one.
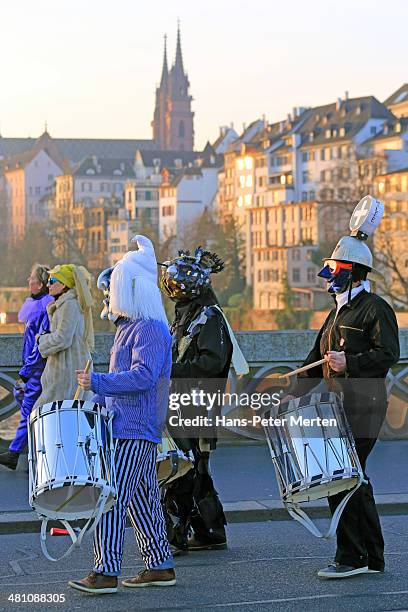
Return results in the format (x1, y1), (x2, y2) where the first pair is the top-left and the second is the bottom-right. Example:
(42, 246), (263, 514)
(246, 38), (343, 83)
(1, 0), (407, 149)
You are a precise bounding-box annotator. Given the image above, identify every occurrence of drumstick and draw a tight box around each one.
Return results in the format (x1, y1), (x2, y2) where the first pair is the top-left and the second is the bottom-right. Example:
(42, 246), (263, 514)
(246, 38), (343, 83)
(283, 357), (327, 378)
(55, 484), (87, 513)
(74, 359), (92, 401)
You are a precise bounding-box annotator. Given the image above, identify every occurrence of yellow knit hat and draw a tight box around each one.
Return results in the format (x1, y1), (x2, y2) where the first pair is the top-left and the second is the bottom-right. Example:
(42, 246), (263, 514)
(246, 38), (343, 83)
(49, 264), (75, 288)
(48, 263), (94, 351)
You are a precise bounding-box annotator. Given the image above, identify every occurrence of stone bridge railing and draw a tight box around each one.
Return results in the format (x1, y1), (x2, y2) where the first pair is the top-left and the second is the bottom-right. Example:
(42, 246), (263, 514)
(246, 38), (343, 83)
(1, 330), (407, 440)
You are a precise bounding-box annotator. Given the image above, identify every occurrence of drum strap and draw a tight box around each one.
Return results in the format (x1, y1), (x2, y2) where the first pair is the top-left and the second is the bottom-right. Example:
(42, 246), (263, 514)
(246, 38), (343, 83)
(39, 485), (109, 562)
(285, 479), (363, 540)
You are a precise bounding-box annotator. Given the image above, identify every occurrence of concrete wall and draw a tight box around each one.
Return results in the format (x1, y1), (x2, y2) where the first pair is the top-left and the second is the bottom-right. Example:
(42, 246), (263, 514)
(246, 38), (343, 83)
(1, 330), (407, 440)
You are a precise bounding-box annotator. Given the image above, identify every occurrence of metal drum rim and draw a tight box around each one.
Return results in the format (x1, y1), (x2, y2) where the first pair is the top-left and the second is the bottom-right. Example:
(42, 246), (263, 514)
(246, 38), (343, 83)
(31, 490), (116, 521)
(283, 475), (360, 503)
(29, 400), (110, 424)
(32, 477), (110, 495)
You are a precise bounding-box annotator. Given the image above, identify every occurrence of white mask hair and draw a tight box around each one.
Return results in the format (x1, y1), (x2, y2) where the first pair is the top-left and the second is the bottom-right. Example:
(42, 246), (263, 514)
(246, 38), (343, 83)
(109, 234), (168, 324)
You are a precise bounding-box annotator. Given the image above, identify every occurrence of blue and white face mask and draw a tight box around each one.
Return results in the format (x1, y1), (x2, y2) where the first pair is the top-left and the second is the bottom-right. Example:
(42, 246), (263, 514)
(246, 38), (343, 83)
(318, 264), (352, 294)
(97, 267), (118, 321)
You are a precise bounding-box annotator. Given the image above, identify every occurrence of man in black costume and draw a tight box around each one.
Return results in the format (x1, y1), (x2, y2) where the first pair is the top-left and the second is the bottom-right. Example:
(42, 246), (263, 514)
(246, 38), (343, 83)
(292, 196), (399, 579)
(160, 247), (233, 552)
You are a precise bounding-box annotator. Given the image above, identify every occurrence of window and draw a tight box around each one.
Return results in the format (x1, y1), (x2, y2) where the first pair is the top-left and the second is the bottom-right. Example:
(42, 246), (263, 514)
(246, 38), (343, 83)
(320, 170), (326, 182)
(35, 187), (41, 195)
(127, 191), (132, 203)
(301, 191), (308, 200)
(245, 157), (253, 170)
(320, 149), (326, 161)
(246, 175), (253, 187)
(309, 190), (315, 200)
(307, 268), (315, 283)
(179, 121), (185, 138)
(292, 268), (301, 282)
(302, 171), (309, 183)
(301, 152), (308, 162)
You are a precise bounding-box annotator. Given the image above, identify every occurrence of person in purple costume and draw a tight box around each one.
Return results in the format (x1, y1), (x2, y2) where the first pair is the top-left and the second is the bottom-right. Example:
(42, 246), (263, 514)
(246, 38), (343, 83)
(0, 264), (53, 470)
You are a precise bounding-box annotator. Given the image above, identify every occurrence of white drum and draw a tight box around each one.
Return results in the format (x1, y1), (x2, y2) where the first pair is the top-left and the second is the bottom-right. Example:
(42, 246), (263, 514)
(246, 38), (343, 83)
(157, 431), (193, 486)
(28, 400), (117, 560)
(264, 392), (364, 539)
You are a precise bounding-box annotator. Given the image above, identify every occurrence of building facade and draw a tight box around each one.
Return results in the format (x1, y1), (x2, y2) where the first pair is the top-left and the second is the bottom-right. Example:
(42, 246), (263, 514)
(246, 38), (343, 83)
(3, 132), (63, 241)
(159, 151), (221, 252)
(217, 92), (408, 311)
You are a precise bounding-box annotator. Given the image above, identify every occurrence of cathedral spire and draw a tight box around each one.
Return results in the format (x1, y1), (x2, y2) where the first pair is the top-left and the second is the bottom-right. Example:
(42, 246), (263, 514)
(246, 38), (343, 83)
(174, 20), (184, 75)
(160, 34), (169, 87)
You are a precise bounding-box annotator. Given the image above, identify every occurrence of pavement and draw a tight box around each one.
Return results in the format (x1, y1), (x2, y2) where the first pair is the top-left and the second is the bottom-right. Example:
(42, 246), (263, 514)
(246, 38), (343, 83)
(1, 517), (408, 611)
(0, 440), (407, 533)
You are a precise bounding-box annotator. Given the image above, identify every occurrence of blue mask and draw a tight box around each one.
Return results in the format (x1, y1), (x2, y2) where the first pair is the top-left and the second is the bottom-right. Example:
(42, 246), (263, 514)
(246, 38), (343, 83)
(97, 267), (117, 321)
(318, 265), (352, 294)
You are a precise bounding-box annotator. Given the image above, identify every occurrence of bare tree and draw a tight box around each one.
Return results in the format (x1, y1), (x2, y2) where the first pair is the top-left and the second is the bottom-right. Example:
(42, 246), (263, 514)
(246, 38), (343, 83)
(375, 224), (408, 308)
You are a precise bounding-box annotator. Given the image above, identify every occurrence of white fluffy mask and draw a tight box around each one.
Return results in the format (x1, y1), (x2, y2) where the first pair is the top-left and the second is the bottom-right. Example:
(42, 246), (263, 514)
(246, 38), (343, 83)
(109, 235), (168, 324)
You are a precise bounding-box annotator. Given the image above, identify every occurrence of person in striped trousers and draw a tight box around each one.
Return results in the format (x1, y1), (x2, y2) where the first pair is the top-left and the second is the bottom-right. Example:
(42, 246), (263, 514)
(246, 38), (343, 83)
(69, 235), (176, 595)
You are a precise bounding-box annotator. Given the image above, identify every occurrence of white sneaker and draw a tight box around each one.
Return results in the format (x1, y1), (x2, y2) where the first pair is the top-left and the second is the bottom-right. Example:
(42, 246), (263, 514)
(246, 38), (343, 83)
(318, 562), (368, 579)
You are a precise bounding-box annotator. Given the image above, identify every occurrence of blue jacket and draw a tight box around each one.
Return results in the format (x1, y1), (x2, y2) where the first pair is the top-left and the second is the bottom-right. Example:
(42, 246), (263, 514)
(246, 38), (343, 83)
(91, 318), (172, 443)
(18, 293), (53, 381)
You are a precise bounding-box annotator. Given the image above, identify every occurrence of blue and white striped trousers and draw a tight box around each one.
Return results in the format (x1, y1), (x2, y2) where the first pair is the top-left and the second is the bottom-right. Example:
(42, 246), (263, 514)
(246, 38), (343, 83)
(93, 438), (172, 575)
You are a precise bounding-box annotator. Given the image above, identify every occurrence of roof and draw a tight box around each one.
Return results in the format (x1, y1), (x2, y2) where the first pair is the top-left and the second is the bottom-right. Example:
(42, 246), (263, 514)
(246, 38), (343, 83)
(163, 166), (203, 187)
(2, 132), (65, 172)
(137, 149), (198, 168)
(73, 157), (136, 178)
(296, 96), (395, 147)
(199, 142), (223, 167)
(361, 118), (408, 145)
(224, 119), (265, 152)
(375, 166), (408, 177)
(169, 166), (203, 187)
(384, 84), (408, 107)
(2, 148), (38, 171)
(270, 144), (292, 155)
(0, 136), (155, 163)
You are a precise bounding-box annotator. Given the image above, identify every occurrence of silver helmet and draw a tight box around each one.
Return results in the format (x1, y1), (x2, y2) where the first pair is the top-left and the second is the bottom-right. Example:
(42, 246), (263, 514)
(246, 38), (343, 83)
(323, 195), (384, 276)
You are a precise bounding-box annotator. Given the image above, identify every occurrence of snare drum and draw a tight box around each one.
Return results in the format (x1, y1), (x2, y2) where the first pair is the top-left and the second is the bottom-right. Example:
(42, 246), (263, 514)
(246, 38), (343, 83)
(264, 392), (363, 538)
(28, 400), (117, 560)
(157, 431), (193, 486)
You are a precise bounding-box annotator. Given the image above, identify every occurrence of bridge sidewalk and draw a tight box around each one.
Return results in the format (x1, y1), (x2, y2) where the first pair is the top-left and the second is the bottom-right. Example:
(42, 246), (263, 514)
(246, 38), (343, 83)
(0, 440), (407, 533)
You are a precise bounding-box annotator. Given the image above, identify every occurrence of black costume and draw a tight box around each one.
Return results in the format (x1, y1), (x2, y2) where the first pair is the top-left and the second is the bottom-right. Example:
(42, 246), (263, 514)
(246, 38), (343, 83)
(164, 290), (233, 550)
(298, 289), (399, 571)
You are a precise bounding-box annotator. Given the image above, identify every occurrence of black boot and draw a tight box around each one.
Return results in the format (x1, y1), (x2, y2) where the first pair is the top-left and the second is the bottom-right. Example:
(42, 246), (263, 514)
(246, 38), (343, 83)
(0, 451), (19, 470)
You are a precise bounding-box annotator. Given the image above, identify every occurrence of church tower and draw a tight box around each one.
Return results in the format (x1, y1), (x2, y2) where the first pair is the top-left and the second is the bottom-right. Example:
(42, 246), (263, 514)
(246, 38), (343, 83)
(152, 24), (194, 151)
(152, 35), (169, 148)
